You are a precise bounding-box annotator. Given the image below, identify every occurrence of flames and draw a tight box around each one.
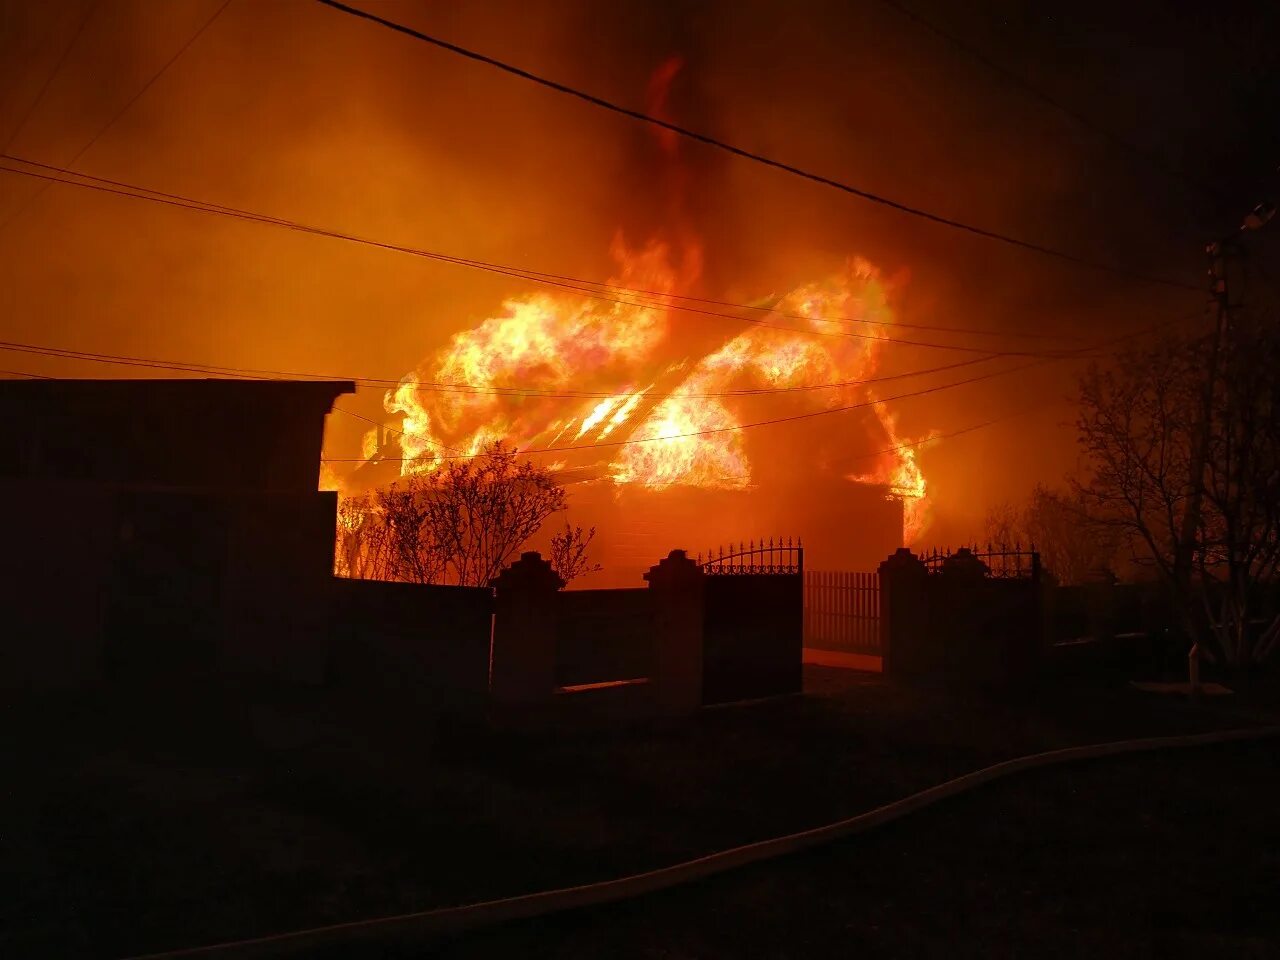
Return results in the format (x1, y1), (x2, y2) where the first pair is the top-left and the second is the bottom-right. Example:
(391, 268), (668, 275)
(850, 401), (932, 542)
(376, 240), (933, 541)
(387, 235), (682, 468)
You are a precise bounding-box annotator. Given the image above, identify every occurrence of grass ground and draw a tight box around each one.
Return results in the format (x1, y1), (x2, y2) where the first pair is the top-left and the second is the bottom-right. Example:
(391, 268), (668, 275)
(2, 666), (1275, 958)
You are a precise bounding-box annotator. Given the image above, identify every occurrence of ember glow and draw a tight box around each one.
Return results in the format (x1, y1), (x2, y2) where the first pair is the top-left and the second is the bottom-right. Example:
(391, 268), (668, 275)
(378, 241), (934, 540)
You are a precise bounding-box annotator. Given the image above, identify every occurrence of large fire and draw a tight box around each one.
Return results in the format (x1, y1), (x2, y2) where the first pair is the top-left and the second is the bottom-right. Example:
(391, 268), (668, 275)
(375, 239), (934, 542)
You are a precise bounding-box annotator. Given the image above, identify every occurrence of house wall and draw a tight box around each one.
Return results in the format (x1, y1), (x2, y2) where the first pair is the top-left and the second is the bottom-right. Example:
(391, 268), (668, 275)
(0, 481), (340, 691)
(0, 379), (353, 693)
(558, 480), (903, 588)
(0, 379), (351, 493)
(0, 482), (116, 691)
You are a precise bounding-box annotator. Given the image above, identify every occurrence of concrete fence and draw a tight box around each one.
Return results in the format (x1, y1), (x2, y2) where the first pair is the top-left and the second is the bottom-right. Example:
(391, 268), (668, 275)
(328, 577), (493, 710)
(880, 547), (1043, 685)
(332, 546), (803, 721)
(489, 549), (709, 720)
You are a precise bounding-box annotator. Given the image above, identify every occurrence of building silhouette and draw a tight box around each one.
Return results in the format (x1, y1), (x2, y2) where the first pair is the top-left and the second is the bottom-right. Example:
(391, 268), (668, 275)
(0, 378), (354, 689)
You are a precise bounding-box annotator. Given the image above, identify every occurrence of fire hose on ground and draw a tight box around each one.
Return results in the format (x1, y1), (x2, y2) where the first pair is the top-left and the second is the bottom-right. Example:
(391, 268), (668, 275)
(124, 723), (1280, 959)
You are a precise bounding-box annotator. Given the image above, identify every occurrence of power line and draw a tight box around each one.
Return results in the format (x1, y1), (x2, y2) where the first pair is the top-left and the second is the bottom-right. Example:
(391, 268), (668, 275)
(0, 157), (1121, 359)
(3, 305), (1188, 401)
(0, 337), (1010, 398)
(312, 0), (1201, 294)
(7, 151), (1087, 344)
(321, 314), (1196, 463)
(2, 339), (1053, 458)
(0, 303), (1197, 412)
(629, 397), (1075, 485)
(68, 0), (234, 167)
(8, 155), (1098, 349)
(4, 311), (1196, 465)
(665, 392), (1081, 484)
(332, 403), (461, 454)
(370, 251), (1085, 344)
(810, 398), (1072, 470)
(1, 1), (100, 153)
(0, 0), (232, 235)
(875, 0), (1226, 207)
(0, 340), (458, 448)
(320, 360), (1053, 462)
(385, 252), (1085, 343)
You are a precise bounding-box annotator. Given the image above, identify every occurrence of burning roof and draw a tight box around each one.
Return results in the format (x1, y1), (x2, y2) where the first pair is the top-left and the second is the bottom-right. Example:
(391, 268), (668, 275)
(336, 237), (933, 542)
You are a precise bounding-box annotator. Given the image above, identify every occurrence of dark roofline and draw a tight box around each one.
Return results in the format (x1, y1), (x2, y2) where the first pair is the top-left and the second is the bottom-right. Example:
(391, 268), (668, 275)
(0, 377), (355, 388)
(0, 377), (356, 402)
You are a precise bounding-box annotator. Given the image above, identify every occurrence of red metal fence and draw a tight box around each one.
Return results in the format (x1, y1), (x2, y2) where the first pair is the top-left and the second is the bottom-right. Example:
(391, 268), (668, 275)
(804, 570), (880, 653)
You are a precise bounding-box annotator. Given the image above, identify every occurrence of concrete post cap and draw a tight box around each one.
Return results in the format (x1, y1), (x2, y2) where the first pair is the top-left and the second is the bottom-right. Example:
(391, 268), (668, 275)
(878, 547), (927, 574)
(644, 549), (704, 583)
(941, 547), (990, 579)
(492, 551), (565, 591)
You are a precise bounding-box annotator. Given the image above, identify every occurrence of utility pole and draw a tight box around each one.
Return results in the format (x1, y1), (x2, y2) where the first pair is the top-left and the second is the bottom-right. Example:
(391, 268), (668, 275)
(1177, 201), (1275, 692)
(1175, 242), (1229, 693)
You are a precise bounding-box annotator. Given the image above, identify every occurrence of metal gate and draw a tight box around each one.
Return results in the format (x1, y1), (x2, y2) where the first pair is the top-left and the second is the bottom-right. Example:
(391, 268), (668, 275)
(804, 570), (880, 654)
(699, 539), (803, 704)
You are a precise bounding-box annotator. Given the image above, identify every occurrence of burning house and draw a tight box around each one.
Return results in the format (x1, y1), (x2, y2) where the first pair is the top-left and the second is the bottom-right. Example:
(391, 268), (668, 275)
(336, 244), (926, 583)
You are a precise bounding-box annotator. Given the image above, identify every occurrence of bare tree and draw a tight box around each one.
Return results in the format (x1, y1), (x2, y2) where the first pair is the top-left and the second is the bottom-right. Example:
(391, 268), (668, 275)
(1074, 322), (1280, 665)
(982, 499), (1023, 551)
(418, 441), (567, 586)
(548, 524), (602, 587)
(1024, 485), (1118, 585)
(375, 482), (449, 585)
(983, 485), (1116, 585)
(1195, 318), (1280, 664)
(335, 442), (567, 587)
(1075, 335), (1199, 587)
(334, 493), (398, 580)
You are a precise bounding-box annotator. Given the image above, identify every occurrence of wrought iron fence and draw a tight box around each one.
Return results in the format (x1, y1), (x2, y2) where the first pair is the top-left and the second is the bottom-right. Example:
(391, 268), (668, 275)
(804, 570), (880, 652)
(920, 544), (1041, 580)
(698, 537), (803, 576)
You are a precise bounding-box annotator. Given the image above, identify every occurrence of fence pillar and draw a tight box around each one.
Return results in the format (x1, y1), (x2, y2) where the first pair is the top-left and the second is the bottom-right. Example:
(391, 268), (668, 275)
(645, 549), (705, 716)
(878, 548), (931, 677)
(937, 548), (989, 678)
(940, 547), (990, 583)
(490, 551), (564, 706)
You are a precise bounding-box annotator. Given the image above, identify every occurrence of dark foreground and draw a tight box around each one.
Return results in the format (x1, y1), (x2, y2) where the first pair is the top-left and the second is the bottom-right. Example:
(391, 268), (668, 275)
(2, 666), (1276, 958)
(434, 739), (1280, 959)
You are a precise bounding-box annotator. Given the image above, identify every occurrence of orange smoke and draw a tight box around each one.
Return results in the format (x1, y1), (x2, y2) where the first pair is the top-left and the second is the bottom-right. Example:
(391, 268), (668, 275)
(646, 56), (684, 156)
